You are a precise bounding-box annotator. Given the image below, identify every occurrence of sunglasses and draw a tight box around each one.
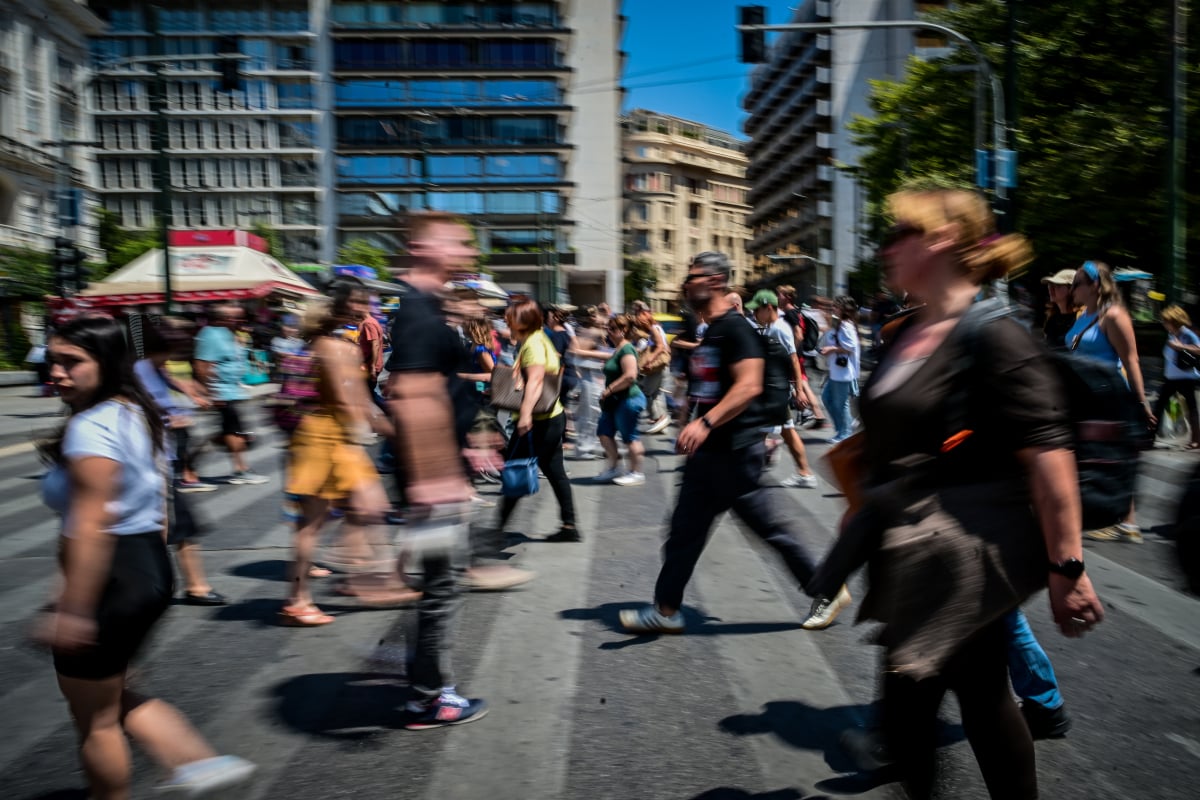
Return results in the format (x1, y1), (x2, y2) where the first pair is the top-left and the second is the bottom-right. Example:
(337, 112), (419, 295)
(684, 272), (720, 284)
(881, 222), (923, 248)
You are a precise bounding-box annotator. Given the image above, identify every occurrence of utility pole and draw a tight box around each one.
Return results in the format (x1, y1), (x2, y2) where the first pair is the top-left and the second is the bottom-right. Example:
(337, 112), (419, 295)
(147, 6), (173, 313)
(1167, 0), (1188, 303)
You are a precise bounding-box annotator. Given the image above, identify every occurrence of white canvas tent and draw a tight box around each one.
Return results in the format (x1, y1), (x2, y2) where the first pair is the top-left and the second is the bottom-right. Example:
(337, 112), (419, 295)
(79, 246), (319, 308)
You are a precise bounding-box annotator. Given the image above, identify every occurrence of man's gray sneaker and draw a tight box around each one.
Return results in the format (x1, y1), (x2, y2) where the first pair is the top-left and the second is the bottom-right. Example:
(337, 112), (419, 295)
(229, 470), (269, 485)
(619, 604), (685, 634)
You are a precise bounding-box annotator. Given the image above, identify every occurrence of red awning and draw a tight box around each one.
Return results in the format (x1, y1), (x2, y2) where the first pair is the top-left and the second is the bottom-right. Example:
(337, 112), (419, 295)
(81, 280), (314, 308)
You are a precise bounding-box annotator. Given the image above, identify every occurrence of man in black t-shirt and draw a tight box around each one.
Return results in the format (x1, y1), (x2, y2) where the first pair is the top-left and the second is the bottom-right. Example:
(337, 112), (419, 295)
(619, 252), (819, 634)
(385, 212), (493, 729)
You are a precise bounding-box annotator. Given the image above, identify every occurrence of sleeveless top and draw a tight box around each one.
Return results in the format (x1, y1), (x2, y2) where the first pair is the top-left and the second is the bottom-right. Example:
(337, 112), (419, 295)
(1065, 310), (1119, 365)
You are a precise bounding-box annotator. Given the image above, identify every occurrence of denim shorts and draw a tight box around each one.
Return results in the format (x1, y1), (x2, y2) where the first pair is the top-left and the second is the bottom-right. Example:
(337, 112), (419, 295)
(597, 393), (646, 443)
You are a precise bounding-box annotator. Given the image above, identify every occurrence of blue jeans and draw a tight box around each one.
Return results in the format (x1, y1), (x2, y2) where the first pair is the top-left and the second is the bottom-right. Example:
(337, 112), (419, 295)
(1003, 608), (1064, 710)
(597, 392), (646, 443)
(821, 378), (856, 441)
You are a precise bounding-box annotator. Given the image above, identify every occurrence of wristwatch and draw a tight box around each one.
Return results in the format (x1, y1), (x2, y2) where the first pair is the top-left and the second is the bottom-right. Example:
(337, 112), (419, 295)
(700, 416), (714, 430)
(1047, 557), (1085, 579)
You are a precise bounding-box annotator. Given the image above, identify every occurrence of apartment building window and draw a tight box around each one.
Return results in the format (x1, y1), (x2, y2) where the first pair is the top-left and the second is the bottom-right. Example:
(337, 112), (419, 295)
(280, 160), (317, 187)
(626, 173), (672, 193)
(632, 202), (648, 222)
(662, 230), (673, 250)
(632, 231), (650, 252)
(278, 121), (317, 148)
(688, 203), (701, 223)
(276, 82), (313, 109)
(282, 197), (316, 226)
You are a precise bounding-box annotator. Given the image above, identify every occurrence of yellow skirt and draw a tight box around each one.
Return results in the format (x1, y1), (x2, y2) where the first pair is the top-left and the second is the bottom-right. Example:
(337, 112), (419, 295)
(286, 413), (377, 500)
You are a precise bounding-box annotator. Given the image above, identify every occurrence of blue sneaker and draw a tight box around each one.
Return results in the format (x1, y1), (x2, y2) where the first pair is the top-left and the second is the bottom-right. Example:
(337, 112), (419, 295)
(403, 689), (488, 730)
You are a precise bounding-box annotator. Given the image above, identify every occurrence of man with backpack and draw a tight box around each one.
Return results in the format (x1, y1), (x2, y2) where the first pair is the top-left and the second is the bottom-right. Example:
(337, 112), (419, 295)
(748, 290), (819, 489)
(619, 252), (823, 634)
(776, 285), (826, 429)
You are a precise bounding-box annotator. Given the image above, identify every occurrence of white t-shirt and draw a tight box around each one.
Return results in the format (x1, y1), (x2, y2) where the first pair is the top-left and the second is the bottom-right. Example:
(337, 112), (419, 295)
(824, 319), (860, 383)
(763, 317), (797, 356)
(1164, 327), (1200, 381)
(41, 400), (166, 535)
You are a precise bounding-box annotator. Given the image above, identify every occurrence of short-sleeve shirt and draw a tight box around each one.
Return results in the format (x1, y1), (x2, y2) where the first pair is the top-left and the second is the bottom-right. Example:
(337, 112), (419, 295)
(825, 320), (860, 382)
(1165, 327), (1200, 381)
(862, 314), (1071, 488)
(41, 400), (166, 535)
(194, 325), (248, 401)
(358, 316), (385, 375)
(385, 281), (477, 448)
(603, 342), (644, 400)
(515, 329), (564, 420)
(764, 317), (797, 356)
(687, 309), (763, 451)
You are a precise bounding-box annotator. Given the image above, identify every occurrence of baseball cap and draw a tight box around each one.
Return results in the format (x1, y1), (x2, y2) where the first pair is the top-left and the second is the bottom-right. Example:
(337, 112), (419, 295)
(1041, 269), (1076, 285)
(746, 289), (779, 310)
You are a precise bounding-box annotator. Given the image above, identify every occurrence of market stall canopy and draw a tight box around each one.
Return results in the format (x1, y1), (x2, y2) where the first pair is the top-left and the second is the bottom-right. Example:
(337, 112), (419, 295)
(79, 246), (320, 307)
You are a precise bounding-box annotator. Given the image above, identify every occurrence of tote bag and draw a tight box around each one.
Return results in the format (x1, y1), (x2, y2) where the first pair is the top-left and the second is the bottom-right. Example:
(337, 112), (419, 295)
(500, 434), (540, 498)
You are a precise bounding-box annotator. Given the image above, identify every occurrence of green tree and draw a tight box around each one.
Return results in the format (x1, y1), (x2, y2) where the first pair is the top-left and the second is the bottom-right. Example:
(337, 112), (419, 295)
(250, 222), (287, 262)
(96, 207), (156, 278)
(336, 239), (389, 274)
(848, 0), (1198, 281)
(624, 256), (657, 302)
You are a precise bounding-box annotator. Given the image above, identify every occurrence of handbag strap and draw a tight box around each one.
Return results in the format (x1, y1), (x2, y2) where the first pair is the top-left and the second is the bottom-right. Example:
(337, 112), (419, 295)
(507, 431), (534, 460)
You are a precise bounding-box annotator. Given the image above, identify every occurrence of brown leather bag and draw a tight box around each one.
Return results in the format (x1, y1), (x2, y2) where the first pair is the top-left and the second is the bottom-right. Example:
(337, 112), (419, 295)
(818, 432), (866, 513)
(490, 364), (561, 414)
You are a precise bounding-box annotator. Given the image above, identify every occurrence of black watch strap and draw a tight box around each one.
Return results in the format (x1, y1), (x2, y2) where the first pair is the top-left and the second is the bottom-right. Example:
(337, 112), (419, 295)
(1048, 557), (1085, 579)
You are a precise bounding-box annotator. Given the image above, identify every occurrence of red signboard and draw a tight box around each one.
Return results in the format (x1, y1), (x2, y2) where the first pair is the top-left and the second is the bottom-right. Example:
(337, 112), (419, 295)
(168, 229), (268, 253)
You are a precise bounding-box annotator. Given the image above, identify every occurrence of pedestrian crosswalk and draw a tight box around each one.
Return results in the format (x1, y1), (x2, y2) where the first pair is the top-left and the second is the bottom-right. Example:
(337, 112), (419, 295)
(1, 420), (1198, 800)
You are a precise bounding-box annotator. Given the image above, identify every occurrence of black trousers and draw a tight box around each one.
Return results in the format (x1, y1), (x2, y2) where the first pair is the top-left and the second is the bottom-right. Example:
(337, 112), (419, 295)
(498, 413), (576, 530)
(654, 442), (816, 611)
(881, 619), (1038, 800)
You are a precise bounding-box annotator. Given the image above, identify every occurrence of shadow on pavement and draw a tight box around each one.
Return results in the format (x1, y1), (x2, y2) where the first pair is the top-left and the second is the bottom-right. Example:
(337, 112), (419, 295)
(686, 789), (805, 800)
(272, 671), (410, 739)
(228, 559), (290, 582)
(719, 699), (963, 793)
(21, 791), (88, 800)
(561, 602), (804, 650)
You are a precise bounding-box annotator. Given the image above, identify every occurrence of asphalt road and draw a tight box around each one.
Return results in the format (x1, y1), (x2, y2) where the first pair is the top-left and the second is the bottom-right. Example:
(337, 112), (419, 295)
(0, 393), (1197, 800)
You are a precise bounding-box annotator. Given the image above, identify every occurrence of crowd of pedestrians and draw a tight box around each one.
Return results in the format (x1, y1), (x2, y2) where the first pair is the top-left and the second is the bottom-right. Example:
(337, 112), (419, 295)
(29, 190), (1200, 798)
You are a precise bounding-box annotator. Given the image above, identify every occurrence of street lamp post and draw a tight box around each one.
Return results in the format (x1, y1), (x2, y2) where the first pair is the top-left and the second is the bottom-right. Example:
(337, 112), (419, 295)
(765, 253), (824, 297)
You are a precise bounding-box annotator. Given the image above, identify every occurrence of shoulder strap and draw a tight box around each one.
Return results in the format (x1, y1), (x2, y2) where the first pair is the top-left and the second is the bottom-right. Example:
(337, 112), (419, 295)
(945, 298), (1012, 440)
(1069, 312), (1102, 352)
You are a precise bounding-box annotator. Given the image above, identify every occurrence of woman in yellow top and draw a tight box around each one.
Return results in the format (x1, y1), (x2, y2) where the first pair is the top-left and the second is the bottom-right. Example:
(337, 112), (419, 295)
(496, 298), (579, 542)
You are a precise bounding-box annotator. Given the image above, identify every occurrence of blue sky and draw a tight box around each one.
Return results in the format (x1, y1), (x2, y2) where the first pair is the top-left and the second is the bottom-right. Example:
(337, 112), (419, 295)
(620, 0), (800, 139)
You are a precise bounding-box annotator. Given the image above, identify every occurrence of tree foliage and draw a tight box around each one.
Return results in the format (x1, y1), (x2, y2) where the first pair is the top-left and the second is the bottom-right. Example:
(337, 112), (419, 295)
(96, 208), (156, 278)
(250, 222), (287, 263)
(849, 0), (1198, 282)
(336, 239), (390, 274)
(0, 247), (53, 299)
(624, 256), (657, 302)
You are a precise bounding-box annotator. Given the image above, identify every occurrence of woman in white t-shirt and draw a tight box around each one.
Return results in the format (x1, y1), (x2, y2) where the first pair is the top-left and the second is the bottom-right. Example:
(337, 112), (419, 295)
(819, 296), (862, 443)
(1155, 304), (1200, 449)
(37, 315), (254, 797)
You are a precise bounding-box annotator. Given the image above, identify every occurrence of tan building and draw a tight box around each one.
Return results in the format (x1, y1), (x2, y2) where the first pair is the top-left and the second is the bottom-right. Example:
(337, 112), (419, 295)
(622, 110), (753, 313)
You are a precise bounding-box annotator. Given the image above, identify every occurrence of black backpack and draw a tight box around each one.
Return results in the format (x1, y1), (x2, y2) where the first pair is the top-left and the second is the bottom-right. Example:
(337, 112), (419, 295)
(951, 300), (1147, 530)
(756, 324), (794, 426)
(799, 310), (822, 354)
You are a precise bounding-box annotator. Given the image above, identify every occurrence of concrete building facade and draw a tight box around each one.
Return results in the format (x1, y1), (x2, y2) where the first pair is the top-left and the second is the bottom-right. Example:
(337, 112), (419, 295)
(0, 0), (105, 261)
(742, 0), (949, 300)
(84, 1), (625, 306)
(622, 109), (752, 313)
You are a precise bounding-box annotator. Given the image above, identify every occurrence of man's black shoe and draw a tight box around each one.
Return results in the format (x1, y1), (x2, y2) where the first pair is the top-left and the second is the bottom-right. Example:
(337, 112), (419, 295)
(544, 527), (582, 543)
(1021, 701), (1072, 739)
(183, 591), (229, 606)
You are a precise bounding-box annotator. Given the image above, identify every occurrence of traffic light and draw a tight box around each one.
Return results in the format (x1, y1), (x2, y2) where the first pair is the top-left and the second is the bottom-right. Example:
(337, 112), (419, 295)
(71, 246), (89, 292)
(217, 36), (242, 93)
(739, 6), (767, 64)
(52, 237), (73, 297)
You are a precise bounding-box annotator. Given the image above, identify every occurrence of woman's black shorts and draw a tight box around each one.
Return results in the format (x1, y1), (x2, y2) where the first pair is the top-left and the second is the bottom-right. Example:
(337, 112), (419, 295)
(53, 532), (174, 680)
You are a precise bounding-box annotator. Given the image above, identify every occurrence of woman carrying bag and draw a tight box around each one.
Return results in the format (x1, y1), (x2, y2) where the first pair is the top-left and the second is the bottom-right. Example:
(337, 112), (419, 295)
(493, 298), (579, 542)
(815, 189), (1103, 800)
(1154, 305), (1200, 449)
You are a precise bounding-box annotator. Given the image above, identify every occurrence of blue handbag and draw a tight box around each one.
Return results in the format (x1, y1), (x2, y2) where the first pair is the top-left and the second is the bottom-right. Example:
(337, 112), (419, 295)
(500, 434), (540, 498)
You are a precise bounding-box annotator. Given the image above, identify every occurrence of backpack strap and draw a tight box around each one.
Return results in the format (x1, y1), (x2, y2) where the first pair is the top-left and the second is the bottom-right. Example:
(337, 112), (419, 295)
(943, 298), (1012, 444)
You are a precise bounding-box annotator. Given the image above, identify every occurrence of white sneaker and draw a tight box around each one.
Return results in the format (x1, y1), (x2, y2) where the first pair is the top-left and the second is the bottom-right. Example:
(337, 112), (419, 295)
(594, 467), (623, 483)
(619, 604), (685, 634)
(613, 471), (645, 487)
(156, 755), (257, 796)
(801, 585), (852, 630)
(228, 470), (269, 485)
(781, 473), (819, 488)
(645, 416), (671, 435)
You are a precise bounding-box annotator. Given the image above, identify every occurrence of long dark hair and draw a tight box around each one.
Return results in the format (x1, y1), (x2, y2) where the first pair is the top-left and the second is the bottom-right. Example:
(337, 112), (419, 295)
(38, 315), (167, 465)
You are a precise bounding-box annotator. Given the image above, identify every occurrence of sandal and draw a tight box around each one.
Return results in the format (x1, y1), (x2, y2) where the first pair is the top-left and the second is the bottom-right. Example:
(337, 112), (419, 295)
(333, 582), (422, 607)
(307, 565), (333, 578)
(278, 604), (334, 626)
